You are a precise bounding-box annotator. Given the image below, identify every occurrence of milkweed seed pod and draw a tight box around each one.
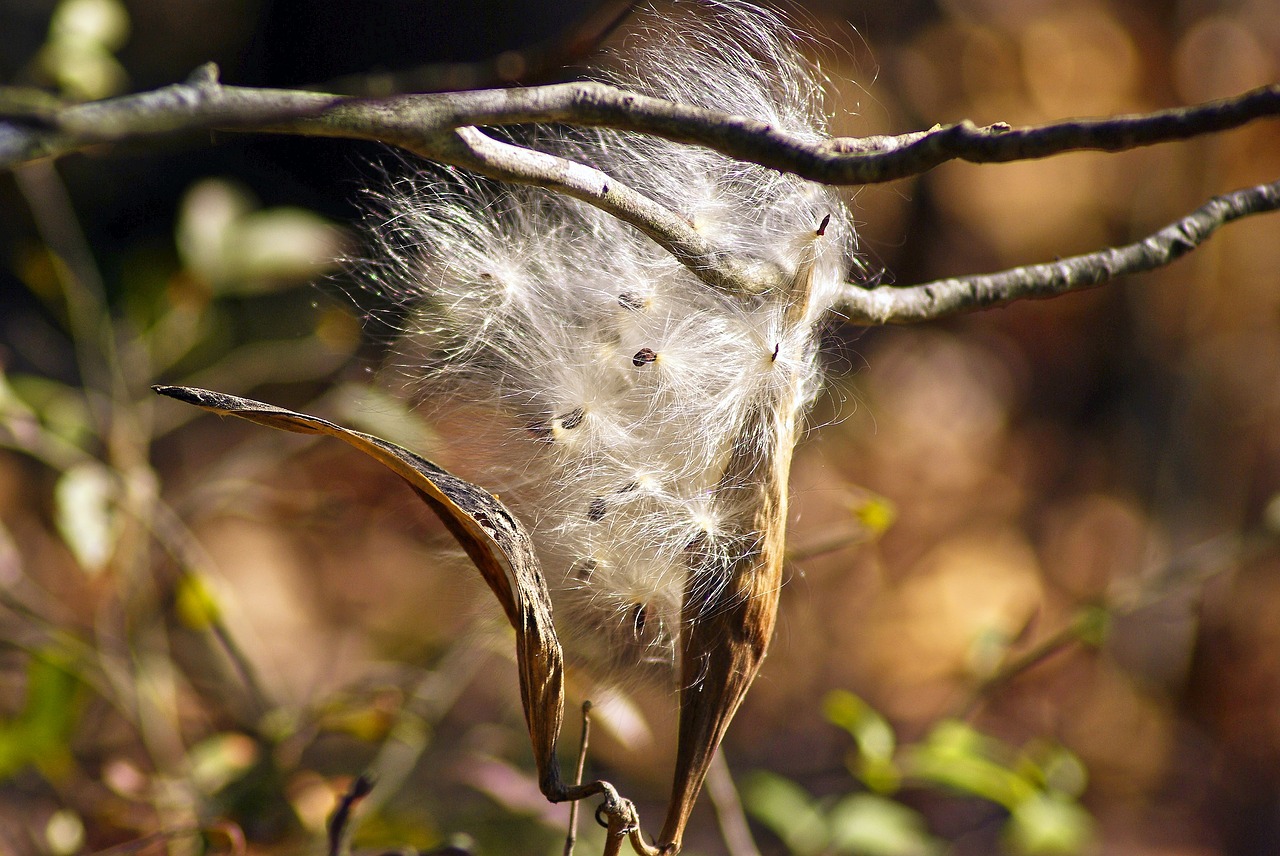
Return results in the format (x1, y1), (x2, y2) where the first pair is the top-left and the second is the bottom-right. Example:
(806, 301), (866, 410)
(359, 0), (854, 848)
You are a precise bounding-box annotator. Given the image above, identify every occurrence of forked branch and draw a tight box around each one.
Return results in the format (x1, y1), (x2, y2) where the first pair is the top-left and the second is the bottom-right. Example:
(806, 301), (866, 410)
(2, 70), (1278, 314)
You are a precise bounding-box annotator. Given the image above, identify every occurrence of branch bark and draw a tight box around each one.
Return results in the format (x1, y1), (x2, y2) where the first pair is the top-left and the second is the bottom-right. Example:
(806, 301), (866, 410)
(834, 178), (1280, 324)
(2, 68), (1278, 320)
(4, 74), (1278, 183)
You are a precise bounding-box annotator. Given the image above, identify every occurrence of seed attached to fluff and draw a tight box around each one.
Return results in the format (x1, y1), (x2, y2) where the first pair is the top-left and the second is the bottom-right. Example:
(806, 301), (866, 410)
(587, 497), (607, 521)
(618, 292), (647, 311)
(558, 407), (585, 430)
(771, 343), (780, 362)
(632, 347), (658, 367)
(816, 213), (831, 236)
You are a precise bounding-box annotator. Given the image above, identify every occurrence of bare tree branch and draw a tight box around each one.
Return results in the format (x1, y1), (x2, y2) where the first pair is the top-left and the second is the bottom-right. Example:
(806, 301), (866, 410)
(2, 69), (1278, 316)
(3, 74), (1278, 179)
(431, 127), (773, 294)
(836, 178), (1280, 324)
(352, 80), (1280, 185)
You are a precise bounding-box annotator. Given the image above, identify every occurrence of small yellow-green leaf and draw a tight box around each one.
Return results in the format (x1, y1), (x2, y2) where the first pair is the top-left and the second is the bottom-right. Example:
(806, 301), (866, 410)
(825, 690), (896, 762)
(50, 0), (129, 50)
(907, 721), (1034, 810)
(851, 494), (897, 536)
(175, 572), (222, 630)
(1072, 606), (1110, 648)
(0, 649), (81, 780)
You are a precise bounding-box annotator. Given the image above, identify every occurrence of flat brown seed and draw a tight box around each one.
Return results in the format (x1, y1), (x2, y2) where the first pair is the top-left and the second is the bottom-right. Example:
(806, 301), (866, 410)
(633, 348), (658, 367)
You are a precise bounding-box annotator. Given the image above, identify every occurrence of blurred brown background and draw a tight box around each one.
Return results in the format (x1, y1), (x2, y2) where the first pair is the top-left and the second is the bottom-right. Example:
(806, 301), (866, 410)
(1, 0), (1278, 854)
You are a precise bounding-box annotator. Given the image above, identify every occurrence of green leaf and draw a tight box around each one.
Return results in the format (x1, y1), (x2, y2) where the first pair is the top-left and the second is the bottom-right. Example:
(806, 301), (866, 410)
(905, 720), (1034, 810)
(1072, 606), (1110, 648)
(1006, 793), (1093, 855)
(824, 691), (901, 792)
(0, 649), (82, 780)
(850, 494), (897, 537)
(176, 179), (343, 294)
(175, 572), (222, 630)
(824, 691), (896, 762)
(742, 771), (829, 856)
(827, 793), (941, 856)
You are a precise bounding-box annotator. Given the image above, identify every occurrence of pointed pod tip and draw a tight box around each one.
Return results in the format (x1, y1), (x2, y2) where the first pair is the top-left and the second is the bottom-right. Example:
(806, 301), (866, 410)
(152, 384), (206, 405)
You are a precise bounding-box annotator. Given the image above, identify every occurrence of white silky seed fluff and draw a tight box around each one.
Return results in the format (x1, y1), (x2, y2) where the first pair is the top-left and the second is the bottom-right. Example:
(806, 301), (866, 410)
(360, 0), (854, 685)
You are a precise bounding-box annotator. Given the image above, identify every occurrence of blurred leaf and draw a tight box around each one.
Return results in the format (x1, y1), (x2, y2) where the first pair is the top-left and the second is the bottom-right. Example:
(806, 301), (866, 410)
(906, 720), (1034, 810)
(1025, 743), (1088, 798)
(175, 572), (223, 631)
(824, 691), (900, 792)
(6, 374), (94, 452)
(966, 628), (1006, 679)
(54, 460), (118, 575)
(189, 732), (260, 795)
(850, 494), (897, 537)
(827, 793), (942, 856)
(50, 0), (129, 50)
(36, 0), (131, 99)
(176, 179), (344, 295)
(36, 40), (128, 100)
(742, 771), (829, 856)
(1072, 605), (1110, 648)
(1006, 793), (1093, 855)
(229, 208), (345, 288)
(177, 179), (255, 284)
(0, 650), (82, 780)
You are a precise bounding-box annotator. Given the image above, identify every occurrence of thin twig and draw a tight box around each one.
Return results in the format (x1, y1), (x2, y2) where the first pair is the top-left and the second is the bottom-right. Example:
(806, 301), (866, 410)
(327, 774), (375, 856)
(786, 527), (870, 562)
(564, 701), (594, 856)
(705, 751), (763, 856)
(430, 127), (768, 294)
(146, 501), (274, 719)
(959, 533), (1273, 717)
(837, 178), (1280, 324)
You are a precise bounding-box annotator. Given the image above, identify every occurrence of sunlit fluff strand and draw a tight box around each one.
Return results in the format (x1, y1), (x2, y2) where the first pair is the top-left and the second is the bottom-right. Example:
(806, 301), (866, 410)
(359, 0), (854, 684)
